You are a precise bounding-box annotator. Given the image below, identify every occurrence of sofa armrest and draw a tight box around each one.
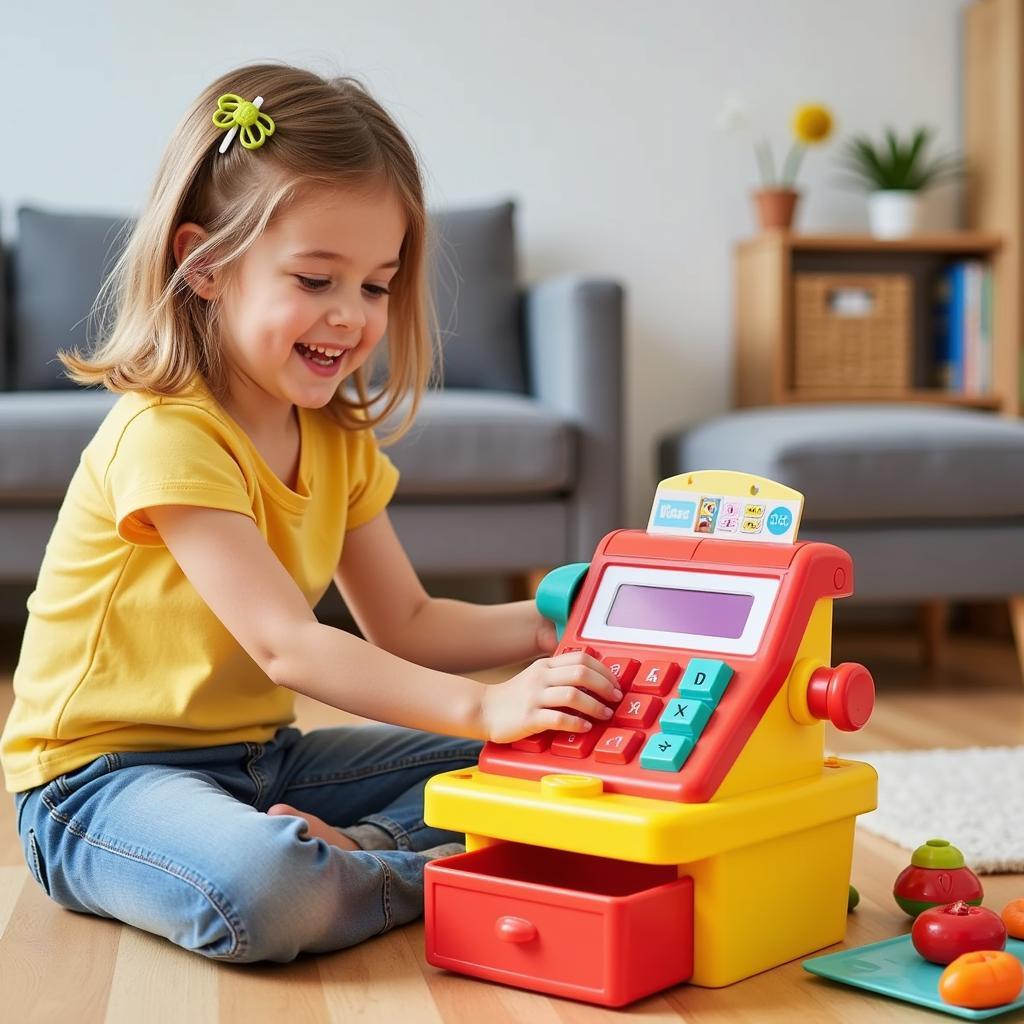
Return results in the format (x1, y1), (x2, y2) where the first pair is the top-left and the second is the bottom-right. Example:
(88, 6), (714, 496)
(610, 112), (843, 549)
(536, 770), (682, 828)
(0, 242), (8, 391)
(524, 274), (625, 561)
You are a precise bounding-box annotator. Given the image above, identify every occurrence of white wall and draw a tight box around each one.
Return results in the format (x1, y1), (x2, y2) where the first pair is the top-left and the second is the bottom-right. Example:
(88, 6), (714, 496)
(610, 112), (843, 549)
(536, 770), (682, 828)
(2, 0), (966, 526)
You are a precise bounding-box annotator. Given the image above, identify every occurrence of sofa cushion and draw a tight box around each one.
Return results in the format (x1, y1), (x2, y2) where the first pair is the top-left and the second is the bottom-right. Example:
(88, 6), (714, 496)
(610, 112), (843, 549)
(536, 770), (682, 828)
(10, 200), (525, 394)
(12, 208), (132, 390)
(0, 391), (119, 499)
(662, 404), (1024, 522)
(0, 389), (573, 502)
(0, 235), (7, 391)
(429, 200), (525, 392)
(386, 389), (574, 496)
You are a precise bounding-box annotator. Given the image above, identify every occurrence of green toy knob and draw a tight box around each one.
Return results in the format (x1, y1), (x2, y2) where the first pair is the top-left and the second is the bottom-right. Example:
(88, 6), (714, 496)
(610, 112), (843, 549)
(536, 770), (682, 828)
(535, 563), (590, 641)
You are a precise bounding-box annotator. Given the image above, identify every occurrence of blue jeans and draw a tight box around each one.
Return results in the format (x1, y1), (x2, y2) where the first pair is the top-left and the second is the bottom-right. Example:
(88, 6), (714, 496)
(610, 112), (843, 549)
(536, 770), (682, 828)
(13, 725), (481, 962)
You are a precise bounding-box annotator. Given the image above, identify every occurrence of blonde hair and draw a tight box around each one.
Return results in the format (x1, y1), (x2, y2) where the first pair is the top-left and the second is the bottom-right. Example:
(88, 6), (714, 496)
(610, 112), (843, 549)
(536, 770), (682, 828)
(61, 62), (437, 441)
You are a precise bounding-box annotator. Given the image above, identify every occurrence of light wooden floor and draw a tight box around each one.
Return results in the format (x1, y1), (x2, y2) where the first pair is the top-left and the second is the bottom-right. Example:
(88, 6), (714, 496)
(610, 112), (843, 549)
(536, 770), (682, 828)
(1, 623), (1023, 1024)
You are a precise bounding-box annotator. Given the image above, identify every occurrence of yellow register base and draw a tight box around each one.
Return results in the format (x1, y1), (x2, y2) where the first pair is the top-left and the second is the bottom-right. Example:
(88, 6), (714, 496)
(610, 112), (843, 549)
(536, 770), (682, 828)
(425, 757), (875, 988)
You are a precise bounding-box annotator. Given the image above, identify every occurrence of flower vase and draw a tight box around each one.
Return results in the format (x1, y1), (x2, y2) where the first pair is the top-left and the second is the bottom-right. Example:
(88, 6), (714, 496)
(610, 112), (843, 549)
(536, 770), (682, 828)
(753, 188), (800, 231)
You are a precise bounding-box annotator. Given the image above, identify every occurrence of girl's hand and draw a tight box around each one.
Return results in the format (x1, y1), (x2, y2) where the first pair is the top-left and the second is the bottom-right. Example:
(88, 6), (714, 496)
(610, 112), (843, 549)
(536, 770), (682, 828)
(535, 615), (558, 656)
(480, 651), (622, 744)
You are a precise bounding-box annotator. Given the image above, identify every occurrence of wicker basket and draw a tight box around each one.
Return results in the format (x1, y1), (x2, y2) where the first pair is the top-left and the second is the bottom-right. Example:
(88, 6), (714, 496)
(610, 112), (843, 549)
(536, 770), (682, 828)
(793, 273), (913, 393)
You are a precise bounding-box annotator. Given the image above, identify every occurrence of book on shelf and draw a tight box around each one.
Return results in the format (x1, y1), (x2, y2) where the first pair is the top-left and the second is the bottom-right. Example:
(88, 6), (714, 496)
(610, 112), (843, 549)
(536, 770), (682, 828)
(932, 259), (993, 394)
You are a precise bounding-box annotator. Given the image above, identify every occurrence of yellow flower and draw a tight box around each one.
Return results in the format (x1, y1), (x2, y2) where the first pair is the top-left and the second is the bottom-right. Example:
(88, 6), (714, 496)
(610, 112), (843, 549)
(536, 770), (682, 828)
(792, 104), (833, 145)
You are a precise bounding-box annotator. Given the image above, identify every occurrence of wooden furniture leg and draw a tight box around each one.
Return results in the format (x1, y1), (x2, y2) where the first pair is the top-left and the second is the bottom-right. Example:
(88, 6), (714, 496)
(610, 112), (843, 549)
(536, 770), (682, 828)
(1010, 597), (1024, 685)
(508, 569), (551, 604)
(919, 600), (949, 671)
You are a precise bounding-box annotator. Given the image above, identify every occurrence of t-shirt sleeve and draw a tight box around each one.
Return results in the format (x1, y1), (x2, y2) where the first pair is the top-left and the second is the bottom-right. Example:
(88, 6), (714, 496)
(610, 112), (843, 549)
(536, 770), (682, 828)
(104, 403), (255, 546)
(346, 426), (400, 530)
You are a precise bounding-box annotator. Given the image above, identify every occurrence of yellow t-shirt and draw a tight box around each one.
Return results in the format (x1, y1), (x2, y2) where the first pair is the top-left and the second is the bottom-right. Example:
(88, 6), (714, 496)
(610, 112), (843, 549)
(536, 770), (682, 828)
(1, 381), (399, 793)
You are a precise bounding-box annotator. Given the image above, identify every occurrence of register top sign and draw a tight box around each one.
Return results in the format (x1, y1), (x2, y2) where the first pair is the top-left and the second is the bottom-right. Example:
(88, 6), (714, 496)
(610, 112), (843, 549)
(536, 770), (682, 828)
(647, 470), (804, 545)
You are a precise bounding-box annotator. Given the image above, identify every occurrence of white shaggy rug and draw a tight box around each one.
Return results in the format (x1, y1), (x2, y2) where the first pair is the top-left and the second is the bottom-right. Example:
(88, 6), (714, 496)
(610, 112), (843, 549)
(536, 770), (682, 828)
(851, 746), (1024, 874)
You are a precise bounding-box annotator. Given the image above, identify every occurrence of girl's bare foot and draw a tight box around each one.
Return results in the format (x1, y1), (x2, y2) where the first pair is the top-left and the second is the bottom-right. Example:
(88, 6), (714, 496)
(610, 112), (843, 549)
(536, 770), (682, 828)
(266, 803), (360, 850)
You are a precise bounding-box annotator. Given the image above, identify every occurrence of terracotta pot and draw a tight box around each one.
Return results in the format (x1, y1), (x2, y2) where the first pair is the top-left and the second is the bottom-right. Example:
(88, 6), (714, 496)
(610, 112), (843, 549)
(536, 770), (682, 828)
(753, 188), (800, 231)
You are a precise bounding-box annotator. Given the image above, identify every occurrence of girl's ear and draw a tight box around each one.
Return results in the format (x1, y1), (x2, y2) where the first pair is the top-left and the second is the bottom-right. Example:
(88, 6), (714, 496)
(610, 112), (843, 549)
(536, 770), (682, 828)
(173, 223), (219, 299)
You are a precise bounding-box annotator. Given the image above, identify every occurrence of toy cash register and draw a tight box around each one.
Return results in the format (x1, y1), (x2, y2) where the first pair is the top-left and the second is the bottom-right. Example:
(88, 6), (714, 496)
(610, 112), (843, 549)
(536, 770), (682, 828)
(424, 471), (878, 1007)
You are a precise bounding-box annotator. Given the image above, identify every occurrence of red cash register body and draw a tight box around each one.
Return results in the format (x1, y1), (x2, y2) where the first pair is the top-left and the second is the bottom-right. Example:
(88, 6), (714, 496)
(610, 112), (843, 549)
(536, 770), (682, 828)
(479, 528), (856, 803)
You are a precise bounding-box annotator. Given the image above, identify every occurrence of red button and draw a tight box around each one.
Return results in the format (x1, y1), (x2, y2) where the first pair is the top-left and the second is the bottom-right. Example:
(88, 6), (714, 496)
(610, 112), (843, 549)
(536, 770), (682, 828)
(550, 726), (603, 758)
(612, 694), (662, 729)
(509, 732), (551, 752)
(601, 656), (640, 690)
(631, 661), (682, 696)
(594, 729), (643, 764)
(806, 663), (875, 732)
(560, 645), (600, 659)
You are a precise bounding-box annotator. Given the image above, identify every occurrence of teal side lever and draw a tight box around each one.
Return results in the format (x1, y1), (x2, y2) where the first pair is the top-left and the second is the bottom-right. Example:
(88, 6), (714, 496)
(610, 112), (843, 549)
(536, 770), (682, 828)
(535, 562), (591, 641)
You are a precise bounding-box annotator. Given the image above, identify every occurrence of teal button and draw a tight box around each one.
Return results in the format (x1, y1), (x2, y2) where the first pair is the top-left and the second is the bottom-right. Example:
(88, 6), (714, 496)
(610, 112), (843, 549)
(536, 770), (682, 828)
(640, 732), (694, 772)
(678, 658), (733, 704)
(661, 698), (712, 736)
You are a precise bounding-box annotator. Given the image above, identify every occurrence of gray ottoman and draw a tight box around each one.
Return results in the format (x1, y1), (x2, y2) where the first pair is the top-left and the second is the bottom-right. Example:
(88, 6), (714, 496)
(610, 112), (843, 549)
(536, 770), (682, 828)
(658, 404), (1024, 676)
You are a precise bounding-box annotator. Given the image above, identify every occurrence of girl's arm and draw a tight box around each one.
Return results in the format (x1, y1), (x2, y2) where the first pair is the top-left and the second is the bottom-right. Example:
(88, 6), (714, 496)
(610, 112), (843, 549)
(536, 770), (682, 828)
(334, 511), (556, 673)
(147, 506), (620, 742)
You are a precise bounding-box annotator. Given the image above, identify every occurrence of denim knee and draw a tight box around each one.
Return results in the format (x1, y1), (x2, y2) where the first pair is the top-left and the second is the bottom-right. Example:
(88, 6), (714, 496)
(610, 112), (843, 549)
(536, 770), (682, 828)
(204, 834), (403, 963)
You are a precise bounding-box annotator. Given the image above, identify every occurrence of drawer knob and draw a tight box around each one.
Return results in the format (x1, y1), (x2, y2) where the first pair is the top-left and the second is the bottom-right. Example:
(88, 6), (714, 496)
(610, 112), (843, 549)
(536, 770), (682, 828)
(495, 915), (537, 943)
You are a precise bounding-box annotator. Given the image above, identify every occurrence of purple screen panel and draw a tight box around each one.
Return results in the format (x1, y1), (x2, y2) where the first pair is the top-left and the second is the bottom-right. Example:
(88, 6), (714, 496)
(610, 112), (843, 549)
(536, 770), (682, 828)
(606, 585), (755, 639)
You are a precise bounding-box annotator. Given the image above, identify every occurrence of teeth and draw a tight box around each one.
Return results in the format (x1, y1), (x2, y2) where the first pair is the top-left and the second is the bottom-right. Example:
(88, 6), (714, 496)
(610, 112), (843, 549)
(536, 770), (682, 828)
(303, 343), (343, 356)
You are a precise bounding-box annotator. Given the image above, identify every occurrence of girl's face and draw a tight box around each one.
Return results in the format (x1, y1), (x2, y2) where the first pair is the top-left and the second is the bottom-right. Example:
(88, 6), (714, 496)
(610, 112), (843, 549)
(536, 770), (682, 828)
(216, 184), (406, 412)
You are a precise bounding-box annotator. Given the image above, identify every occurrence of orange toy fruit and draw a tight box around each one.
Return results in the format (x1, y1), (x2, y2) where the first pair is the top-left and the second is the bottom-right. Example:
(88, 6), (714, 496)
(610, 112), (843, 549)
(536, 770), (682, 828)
(938, 950), (1024, 1009)
(1002, 899), (1024, 940)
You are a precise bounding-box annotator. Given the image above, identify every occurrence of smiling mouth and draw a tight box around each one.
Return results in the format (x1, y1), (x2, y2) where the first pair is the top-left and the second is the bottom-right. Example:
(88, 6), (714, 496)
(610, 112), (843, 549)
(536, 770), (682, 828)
(295, 342), (346, 367)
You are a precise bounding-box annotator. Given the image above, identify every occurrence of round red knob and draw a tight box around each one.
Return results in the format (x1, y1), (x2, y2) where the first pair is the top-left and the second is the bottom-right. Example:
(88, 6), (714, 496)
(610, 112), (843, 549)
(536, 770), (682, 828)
(495, 915), (537, 943)
(806, 663), (875, 731)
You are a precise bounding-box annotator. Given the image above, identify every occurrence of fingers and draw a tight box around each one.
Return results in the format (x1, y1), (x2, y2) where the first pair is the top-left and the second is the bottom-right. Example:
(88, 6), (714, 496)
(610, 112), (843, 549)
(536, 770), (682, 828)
(532, 708), (594, 733)
(542, 685), (612, 720)
(544, 652), (621, 703)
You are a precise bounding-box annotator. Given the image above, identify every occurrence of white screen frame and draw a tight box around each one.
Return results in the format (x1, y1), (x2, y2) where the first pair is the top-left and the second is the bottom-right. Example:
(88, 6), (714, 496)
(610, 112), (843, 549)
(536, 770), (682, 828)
(580, 566), (780, 656)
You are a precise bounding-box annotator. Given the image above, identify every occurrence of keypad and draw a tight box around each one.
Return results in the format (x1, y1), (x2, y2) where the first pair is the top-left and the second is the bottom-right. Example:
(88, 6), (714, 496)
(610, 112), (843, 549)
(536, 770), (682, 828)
(630, 660), (682, 696)
(550, 728), (601, 758)
(661, 698), (712, 736)
(510, 732), (551, 753)
(678, 658), (733, 704)
(536, 651), (735, 775)
(640, 732), (694, 772)
(611, 693), (663, 729)
(594, 728), (643, 764)
(601, 656), (640, 689)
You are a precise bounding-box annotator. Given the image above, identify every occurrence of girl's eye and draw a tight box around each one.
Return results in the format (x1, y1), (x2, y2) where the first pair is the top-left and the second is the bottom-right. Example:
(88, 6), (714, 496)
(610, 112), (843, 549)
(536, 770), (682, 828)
(295, 276), (390, 298)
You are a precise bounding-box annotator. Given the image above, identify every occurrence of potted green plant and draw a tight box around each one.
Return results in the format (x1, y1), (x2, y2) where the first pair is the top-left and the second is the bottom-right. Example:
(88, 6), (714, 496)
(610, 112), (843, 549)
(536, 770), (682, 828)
(837, 127), (965, 238)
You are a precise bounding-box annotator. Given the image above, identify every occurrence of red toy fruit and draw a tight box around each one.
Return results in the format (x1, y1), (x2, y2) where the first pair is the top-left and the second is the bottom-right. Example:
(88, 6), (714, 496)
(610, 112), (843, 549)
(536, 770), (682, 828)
(893, 838), (984, 917)
(939, 950), (1024, 1009)
(911, 901), (1007, 966)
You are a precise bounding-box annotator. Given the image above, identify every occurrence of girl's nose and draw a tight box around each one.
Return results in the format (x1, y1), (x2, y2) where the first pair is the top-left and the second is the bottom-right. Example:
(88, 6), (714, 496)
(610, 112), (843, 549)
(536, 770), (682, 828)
(327, 293), (366, 330)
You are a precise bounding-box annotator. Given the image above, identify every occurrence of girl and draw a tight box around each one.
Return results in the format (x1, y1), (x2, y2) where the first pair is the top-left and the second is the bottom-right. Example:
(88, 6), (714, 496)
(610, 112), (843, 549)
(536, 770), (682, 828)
(1, 63), (620, 963)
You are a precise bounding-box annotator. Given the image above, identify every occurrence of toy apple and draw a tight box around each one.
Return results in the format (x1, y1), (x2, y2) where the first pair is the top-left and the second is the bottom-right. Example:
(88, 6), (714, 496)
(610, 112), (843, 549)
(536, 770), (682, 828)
(893, 838), (983, 917)
(911, 901), (1007, 966)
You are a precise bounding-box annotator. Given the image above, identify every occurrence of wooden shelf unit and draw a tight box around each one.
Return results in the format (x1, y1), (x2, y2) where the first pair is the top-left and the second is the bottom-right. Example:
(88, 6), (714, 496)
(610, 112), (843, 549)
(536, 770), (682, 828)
(965, 0), (1023, 418)
(734, 232), (1010, 412)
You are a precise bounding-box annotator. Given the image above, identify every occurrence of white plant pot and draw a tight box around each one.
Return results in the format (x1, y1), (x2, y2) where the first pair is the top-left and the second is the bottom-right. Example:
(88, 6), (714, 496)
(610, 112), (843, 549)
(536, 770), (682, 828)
(867, 190), (921, 239)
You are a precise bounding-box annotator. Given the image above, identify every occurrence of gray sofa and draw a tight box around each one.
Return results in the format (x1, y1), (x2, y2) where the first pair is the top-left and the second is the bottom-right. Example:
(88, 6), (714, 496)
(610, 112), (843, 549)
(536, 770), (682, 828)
(0, 201), (624, 599)
(659, 404), (1024, 677)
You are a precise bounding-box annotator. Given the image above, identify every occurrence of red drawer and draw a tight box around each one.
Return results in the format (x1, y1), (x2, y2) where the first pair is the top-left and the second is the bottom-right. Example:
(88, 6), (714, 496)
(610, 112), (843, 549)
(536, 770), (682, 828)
(424, 842), (693, 1007)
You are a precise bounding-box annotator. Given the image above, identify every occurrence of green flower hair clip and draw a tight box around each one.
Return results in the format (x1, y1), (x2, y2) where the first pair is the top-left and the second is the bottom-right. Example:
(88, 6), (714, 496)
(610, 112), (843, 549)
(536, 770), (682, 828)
(212, 94), (275, 154)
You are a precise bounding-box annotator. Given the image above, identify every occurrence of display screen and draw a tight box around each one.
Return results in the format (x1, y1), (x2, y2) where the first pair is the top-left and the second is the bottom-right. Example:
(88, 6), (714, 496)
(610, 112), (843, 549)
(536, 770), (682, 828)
(605, 584), (755, 639)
